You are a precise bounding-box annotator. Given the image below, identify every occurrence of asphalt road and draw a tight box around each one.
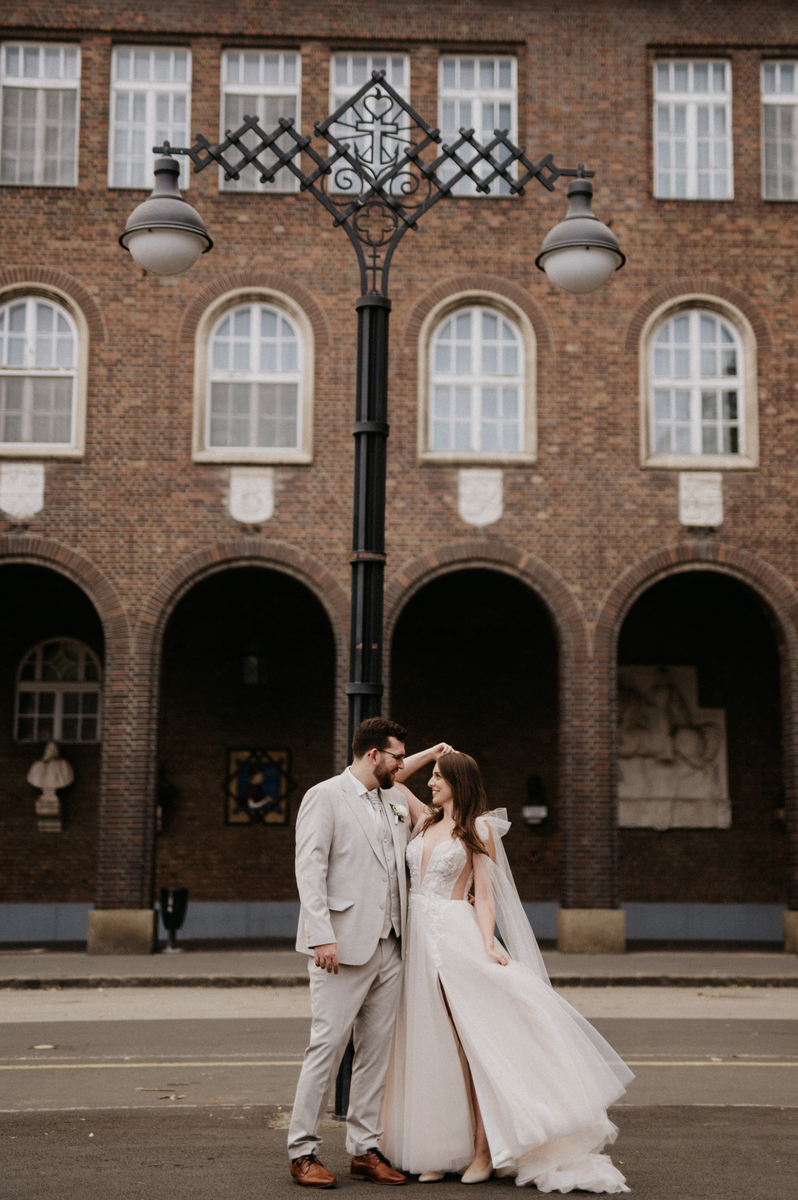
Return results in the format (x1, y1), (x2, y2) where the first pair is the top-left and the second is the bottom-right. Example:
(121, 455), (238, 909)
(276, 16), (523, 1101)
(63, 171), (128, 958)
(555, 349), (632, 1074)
(2, 1106), (796, 1200)
(1, 986), (796, 1198)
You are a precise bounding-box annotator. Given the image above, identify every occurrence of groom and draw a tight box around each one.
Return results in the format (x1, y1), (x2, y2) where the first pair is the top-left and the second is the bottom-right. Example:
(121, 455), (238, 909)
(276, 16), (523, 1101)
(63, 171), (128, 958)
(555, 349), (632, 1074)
(288, 717), (411, 1187)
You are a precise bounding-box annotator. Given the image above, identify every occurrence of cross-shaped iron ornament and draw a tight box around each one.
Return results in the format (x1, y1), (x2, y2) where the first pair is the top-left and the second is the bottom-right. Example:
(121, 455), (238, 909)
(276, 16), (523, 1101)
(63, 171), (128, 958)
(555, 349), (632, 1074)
(154, 68), (594, 296)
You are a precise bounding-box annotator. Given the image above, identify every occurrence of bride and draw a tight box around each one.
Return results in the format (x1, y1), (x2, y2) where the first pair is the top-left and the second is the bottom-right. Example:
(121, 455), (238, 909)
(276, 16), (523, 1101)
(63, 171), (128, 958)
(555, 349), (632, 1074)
(381, 747), (634, 1192)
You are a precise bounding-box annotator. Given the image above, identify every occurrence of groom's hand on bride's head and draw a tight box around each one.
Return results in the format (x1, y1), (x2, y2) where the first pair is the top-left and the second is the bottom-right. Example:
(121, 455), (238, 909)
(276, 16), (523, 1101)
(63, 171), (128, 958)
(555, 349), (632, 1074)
(313, 943), (339, 974)
(432, 742), (455, 759)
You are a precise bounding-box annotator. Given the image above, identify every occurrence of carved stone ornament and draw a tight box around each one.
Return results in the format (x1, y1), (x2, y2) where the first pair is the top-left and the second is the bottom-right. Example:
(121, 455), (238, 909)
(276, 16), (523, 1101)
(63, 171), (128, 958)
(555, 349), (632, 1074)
(0, 462), (45, 522)
(678, 471), (723, 528)
(27, 741), (74, 833)
(617, 665), (730, 830)
(457, 468), (503, 527)
(228, 467), (274, 524)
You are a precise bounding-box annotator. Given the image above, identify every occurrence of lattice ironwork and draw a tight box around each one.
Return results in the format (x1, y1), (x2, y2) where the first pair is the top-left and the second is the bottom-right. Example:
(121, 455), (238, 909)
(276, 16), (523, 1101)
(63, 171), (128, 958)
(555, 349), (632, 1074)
(156, 69), (592, 295)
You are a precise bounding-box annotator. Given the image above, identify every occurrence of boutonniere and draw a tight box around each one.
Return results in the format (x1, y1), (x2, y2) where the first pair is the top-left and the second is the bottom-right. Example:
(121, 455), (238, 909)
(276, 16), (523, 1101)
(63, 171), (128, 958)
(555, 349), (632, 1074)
(389, 802), (408, 825)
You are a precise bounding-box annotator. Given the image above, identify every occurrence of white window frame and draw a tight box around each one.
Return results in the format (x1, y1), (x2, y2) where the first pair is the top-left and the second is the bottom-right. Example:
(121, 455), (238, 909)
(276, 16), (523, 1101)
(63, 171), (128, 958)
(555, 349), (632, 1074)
(328, 53), (410, 194)
(639, 295), (758, 471)
(15, 638), (102, 744)
(108, 46), (191, 190)
(438, 55), (517, 197)
(219, 50), (301, 193)
(761, 61), (798, 200)
(654, 59), (733, 200)
(193, 288), (314, 465)
(418, 291), (536, 466)
(0, 285), (88, 458)
(0, 42), (81, 187)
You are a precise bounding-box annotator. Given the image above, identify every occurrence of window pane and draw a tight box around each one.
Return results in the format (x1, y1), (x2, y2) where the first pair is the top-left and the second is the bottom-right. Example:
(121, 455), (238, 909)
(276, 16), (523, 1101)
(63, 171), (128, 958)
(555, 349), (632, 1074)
(61, 716), (79, 741)
(650, 309), (743, 458)
(655, 60), (732, 199)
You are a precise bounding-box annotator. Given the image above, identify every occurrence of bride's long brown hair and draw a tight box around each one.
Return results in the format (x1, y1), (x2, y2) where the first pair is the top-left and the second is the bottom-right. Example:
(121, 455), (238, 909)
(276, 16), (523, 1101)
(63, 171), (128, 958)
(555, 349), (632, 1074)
(421, 752), (490, 858)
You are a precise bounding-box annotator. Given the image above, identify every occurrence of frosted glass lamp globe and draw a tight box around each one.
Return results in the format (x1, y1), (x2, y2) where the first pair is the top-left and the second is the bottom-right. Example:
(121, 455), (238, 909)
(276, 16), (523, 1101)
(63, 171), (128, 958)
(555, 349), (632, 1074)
(540, 245), (621, 294)
(536, 176), (624, 295)
(119, 155), (212, 277)
(125, 228), (208, 277)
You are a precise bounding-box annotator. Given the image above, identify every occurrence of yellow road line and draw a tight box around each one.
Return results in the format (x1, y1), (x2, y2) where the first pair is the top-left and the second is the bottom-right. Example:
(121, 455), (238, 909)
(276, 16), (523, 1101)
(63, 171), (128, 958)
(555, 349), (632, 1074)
(0, 1060), (304, 1071)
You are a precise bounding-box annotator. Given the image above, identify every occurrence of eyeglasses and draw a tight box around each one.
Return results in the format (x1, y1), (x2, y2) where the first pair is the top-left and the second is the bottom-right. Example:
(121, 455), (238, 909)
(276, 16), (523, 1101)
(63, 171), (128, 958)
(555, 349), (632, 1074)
(380, 750), (405, 764)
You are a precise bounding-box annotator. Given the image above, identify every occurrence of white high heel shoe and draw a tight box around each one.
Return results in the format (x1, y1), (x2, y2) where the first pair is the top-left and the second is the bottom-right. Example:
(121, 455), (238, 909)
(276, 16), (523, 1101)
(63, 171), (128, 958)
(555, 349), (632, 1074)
(460, 1165), (493, 1184)
(419, 1172), (445, 1182)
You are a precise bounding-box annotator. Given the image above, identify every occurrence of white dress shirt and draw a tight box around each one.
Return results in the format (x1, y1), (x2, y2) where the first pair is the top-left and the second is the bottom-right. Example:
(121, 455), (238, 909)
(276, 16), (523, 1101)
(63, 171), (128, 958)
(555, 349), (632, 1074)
(347, 766), (384, 821)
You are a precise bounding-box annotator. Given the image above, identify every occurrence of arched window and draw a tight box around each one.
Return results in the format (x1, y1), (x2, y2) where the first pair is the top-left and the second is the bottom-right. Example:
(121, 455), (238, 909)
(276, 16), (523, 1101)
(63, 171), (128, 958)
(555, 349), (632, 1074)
(650, 308), (744, 458)
(0, 296), (78, 448)
(428, 306), (524, 454)
(207, 302), (301, 451)
(15, 638), (102, 743)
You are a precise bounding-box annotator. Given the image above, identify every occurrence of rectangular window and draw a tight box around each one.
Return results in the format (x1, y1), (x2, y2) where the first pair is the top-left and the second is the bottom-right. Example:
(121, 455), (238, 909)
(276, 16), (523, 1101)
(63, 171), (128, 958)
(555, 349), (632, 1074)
(654, 60), (732, 199)
(109, 47), (190, 189)
(1, 42), (80, 186)
(328, 53), (410, 193)
(438, 56), (516, 196)
(0, 376), (73, 444)
(761, 61), (798, 199)
(209, 381), (298, 448)
(16, 687), (99, 741)
(220, 50), (300, 192)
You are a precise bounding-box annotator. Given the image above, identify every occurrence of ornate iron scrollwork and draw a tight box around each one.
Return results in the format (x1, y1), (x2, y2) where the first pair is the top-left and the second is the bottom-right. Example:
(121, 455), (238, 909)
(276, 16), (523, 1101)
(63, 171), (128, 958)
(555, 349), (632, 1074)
(156, 70), (592, 295)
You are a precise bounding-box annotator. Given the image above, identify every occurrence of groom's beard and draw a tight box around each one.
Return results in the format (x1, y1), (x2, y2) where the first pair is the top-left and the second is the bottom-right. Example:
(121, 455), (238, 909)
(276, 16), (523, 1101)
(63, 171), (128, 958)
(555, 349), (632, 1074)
(374, 763), (394, 790)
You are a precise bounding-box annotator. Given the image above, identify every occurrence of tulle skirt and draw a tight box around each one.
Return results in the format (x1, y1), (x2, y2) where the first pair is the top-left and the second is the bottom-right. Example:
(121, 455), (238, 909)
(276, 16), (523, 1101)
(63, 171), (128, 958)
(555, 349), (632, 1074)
(381, 894), (633, 1192)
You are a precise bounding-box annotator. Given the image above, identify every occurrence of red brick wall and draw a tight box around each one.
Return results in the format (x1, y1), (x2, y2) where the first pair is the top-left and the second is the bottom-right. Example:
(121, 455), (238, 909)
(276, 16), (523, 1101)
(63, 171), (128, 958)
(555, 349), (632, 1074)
(0, 1), (796, 913)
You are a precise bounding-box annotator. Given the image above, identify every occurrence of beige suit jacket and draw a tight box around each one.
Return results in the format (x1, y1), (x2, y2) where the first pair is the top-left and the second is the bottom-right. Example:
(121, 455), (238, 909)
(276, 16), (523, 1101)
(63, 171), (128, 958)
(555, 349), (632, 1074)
(294, 769), (411, 965)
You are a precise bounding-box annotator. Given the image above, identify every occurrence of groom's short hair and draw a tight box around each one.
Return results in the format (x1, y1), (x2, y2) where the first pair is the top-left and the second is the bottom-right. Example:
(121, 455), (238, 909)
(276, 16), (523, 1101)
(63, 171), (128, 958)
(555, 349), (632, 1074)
(352, 717), (408, 759)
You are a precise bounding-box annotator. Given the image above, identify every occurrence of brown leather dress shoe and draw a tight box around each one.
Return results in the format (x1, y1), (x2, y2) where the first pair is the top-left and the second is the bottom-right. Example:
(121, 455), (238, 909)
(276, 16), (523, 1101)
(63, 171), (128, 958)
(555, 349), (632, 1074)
(290, 1154), (337, 1188)
(350, 1148), (406, 1185)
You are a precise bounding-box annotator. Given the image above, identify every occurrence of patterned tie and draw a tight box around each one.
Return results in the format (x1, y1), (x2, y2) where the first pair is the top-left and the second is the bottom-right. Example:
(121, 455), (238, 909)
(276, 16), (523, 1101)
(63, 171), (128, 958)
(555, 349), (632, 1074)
(368, 791), (384, 823)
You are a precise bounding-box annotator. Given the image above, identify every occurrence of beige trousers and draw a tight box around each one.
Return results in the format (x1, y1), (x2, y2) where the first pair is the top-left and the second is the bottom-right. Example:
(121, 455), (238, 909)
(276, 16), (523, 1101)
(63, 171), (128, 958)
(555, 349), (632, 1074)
(287, 933), (403, 1159)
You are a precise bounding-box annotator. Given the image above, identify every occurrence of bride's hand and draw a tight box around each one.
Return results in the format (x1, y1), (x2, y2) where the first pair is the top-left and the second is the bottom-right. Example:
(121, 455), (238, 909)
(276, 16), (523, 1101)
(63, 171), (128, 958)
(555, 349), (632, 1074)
(485, 947), (509, 966)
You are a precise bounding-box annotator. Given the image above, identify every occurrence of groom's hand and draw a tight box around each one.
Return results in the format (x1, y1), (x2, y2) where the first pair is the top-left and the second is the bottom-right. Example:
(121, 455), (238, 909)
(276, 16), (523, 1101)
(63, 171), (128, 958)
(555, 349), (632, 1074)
(313, 943), (339, 974)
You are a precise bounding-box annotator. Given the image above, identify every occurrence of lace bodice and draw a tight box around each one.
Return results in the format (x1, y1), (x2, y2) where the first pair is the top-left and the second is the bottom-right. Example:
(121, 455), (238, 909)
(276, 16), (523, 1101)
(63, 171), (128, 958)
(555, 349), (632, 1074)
(406, 830), (472, 900)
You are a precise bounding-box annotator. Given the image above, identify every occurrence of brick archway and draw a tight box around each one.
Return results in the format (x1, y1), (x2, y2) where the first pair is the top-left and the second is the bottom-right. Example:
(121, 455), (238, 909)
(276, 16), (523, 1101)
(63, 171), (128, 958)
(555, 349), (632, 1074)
(127, 539), (351, 909)
(179, 271), (332, 354)
(0, 267), (106, 342)
(0, 537), (132, 909)
(623, 278), (772, 356)
(403, 273), (554, 356)
(595, 542), (798, 910)
(386, 540), (596, 907)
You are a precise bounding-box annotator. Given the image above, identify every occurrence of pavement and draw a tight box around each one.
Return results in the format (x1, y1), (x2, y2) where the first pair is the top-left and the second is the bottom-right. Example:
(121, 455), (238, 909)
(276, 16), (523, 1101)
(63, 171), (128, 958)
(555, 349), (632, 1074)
(1, 945), (797, 987)
(2, 949), (796, 1198)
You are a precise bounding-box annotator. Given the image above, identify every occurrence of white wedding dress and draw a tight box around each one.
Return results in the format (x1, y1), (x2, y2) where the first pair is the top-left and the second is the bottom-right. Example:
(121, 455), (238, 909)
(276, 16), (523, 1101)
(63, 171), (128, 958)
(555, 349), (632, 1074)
(381, 812), (634, 1192)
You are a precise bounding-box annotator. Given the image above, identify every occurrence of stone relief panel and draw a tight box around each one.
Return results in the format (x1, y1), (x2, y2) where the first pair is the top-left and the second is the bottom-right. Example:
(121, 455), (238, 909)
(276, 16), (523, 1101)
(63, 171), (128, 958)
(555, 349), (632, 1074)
(228, 467), (274, 524)
(0, 462), (45, 521)
(457, 468), (503, 527)
(678, 471), (723, 527)
(618, 664), (729, 830)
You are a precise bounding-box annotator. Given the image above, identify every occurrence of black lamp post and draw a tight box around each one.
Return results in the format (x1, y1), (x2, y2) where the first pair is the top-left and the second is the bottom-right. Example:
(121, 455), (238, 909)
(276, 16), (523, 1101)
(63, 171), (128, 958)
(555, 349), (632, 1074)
(120, 70), (624, 754)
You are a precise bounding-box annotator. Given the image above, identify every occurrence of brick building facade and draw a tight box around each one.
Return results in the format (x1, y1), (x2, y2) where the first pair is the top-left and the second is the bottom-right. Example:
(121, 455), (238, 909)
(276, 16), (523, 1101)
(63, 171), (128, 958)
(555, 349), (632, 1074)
(0, 0), (796, 951)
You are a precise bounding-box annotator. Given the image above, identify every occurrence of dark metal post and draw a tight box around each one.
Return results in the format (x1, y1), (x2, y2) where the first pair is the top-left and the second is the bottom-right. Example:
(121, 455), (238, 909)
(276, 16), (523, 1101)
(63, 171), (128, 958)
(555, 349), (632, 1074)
(337, 292), (392, 1121)
(346, 294), (391, 754)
